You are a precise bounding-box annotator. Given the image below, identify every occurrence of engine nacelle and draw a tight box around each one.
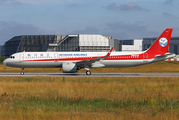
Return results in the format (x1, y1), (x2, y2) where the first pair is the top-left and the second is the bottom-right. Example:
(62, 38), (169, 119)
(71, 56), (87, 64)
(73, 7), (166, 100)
(62, 62), (77, 73)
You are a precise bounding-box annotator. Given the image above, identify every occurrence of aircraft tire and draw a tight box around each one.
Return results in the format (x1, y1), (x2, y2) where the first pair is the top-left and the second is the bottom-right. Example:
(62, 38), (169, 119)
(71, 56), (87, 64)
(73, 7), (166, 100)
(86, 70), (91, 75)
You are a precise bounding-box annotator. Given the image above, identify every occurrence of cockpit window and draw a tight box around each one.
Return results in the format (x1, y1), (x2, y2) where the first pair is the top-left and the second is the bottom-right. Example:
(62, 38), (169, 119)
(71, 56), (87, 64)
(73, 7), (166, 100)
(10, 56), (15, 59)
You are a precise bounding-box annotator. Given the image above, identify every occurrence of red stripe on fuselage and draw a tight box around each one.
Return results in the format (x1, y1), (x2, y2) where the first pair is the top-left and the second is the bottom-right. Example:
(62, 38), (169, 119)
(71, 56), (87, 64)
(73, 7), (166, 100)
(21, 54), (154, 62)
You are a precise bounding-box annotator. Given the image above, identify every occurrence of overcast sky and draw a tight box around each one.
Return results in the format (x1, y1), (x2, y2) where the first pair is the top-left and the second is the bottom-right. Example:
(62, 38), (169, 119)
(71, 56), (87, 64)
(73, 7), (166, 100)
(0, 0), (179, 45)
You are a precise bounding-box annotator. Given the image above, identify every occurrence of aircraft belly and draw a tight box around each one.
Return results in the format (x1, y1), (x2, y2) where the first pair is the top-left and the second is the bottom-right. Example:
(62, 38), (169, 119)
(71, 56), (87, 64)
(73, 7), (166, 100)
(101, 60), (153, 68)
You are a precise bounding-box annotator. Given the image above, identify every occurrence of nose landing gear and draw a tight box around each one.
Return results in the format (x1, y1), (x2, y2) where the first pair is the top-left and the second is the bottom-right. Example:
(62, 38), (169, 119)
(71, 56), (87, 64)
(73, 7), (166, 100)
(21, 68), (24, 75)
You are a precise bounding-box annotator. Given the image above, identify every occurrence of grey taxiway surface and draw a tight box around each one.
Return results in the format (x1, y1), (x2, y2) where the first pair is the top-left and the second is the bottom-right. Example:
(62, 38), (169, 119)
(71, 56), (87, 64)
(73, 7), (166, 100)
(0, 72), (179, 77)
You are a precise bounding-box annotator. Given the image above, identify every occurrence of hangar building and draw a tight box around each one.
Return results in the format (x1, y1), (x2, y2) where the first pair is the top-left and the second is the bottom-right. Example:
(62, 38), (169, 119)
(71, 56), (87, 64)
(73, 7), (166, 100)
(119, 39), (143, 52)
(1, 34), (119, 56)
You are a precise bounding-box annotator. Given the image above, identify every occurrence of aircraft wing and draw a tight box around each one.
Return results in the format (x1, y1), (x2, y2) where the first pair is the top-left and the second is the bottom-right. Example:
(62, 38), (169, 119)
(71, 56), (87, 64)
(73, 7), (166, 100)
(77, 47), (113, 68)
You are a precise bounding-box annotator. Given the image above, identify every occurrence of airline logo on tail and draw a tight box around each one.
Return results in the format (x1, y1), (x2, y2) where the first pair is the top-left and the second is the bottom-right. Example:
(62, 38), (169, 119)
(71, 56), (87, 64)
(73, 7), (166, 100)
(159, 37), (168, 47)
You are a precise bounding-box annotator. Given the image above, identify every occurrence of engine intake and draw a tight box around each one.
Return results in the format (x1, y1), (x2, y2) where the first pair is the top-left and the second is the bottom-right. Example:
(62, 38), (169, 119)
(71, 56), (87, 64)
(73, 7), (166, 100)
(62, 62), (77, 73)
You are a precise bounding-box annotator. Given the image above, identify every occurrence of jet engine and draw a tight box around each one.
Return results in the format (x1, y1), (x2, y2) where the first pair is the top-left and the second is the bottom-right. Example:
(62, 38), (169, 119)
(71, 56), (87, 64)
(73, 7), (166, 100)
(62, 62), (77, 73)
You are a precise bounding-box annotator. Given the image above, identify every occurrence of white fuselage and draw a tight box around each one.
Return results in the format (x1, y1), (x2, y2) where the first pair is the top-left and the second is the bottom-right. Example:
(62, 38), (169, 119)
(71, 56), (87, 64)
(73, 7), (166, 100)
(3, 51), (161, 69)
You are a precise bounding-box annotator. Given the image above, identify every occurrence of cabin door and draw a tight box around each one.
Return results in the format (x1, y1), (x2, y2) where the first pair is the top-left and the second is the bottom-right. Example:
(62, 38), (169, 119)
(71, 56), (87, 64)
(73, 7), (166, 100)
(19, 53), (24, 62)
(143, 53), (148, 62)
(54, 53), (58, 62)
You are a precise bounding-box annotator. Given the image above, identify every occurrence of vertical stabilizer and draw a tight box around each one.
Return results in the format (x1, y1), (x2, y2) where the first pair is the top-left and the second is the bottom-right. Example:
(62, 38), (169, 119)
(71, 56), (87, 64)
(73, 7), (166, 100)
(146, 28), (173, 57)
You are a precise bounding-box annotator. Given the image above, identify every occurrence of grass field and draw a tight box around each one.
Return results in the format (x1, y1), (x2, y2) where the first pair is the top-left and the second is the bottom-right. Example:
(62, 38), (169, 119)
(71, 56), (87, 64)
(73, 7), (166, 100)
(1, 77), (179, 119)
(1, 61), (179, 73)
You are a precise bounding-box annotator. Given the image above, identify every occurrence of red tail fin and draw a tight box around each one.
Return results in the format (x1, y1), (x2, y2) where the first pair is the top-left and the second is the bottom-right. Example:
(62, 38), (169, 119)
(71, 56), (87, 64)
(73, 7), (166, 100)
(146, 28), (173, 57)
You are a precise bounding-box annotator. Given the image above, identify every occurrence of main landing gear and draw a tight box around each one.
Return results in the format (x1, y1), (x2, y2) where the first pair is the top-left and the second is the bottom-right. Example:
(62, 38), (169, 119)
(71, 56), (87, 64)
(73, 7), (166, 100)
(85, 67), (91, 75)
(21, 68), (24, 75)
(86, 70), (91, 75)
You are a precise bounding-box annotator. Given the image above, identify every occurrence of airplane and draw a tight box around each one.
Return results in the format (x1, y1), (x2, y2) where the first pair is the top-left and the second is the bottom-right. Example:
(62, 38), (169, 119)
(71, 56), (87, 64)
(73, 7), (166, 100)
(3, 28), (175, 75)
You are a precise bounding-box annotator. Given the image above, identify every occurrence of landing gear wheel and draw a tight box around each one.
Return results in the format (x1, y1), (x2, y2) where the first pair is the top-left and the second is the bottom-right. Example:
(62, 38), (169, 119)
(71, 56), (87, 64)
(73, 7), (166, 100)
(21, 68), (24, 75)
(86, 70), (91, 75)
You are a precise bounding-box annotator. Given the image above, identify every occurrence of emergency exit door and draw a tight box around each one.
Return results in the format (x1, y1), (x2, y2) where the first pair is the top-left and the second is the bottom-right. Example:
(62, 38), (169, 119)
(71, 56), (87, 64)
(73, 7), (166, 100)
(54, 53), (58, 62)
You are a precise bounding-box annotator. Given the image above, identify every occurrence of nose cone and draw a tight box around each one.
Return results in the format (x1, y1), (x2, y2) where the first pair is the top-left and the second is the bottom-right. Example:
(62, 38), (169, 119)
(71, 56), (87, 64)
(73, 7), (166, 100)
(3, 59), (7, 66)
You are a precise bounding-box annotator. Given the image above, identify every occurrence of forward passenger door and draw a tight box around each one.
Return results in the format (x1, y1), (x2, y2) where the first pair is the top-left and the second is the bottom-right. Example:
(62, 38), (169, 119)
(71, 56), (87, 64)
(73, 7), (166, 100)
(19, 53), (24, 62)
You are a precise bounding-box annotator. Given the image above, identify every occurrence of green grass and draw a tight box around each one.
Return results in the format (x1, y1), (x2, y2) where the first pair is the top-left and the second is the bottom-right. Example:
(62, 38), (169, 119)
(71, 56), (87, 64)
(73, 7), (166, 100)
(1, 77), (179, 119)
(1, 94), (179, 118)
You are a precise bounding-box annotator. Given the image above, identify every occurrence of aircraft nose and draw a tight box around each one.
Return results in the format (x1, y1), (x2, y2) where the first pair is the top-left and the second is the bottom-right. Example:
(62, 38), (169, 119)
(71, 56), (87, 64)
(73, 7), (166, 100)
(3, 59), (6, 66)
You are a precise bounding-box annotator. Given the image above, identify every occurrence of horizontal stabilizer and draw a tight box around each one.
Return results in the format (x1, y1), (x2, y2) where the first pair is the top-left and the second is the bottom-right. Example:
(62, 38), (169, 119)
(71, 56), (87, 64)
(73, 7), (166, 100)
(155, 53), (176, 60)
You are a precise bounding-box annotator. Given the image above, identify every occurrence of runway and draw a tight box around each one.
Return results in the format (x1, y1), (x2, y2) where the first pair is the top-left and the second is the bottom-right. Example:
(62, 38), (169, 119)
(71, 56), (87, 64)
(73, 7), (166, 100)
(0, 72), (179, 77)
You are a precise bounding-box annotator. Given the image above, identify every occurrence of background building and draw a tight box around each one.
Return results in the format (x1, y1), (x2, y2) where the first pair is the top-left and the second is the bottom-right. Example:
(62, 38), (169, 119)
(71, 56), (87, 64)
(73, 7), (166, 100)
(48, 34), (119, 52)
(119, 39), (143, 52)
(1, 34), (119, 56)
(0, 45), (3, 56)
(1, 35), (58, 56)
